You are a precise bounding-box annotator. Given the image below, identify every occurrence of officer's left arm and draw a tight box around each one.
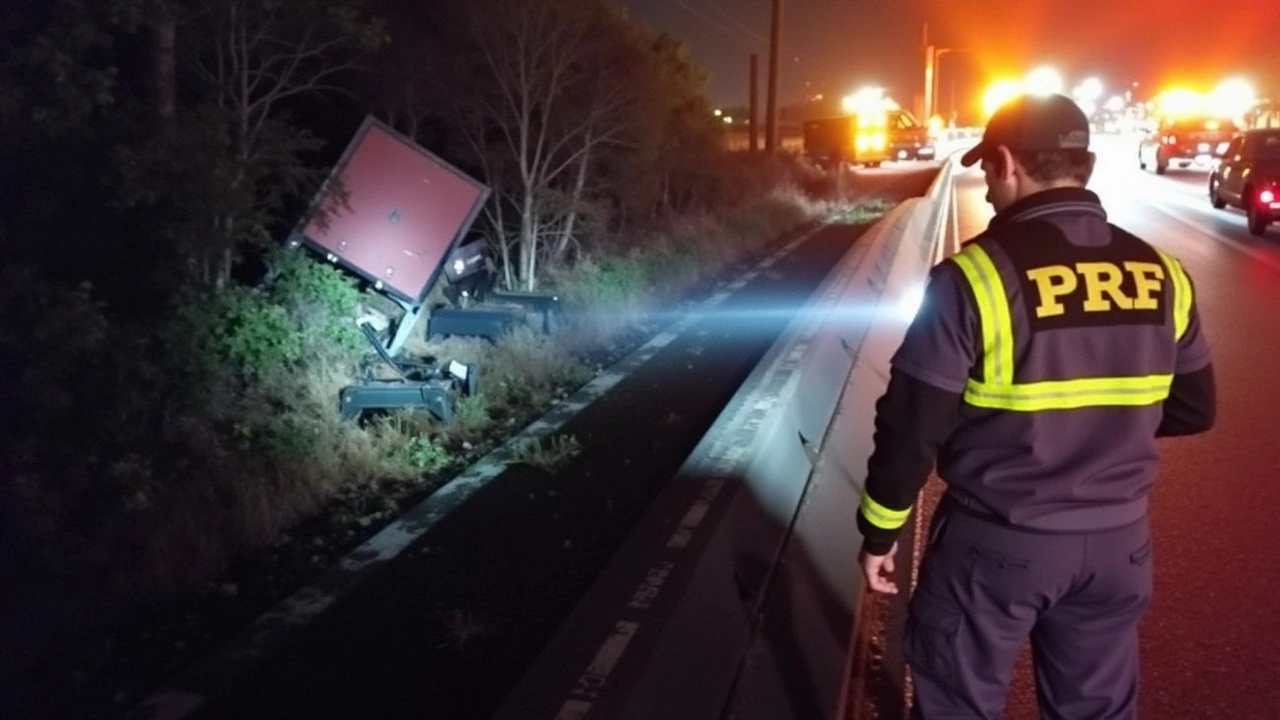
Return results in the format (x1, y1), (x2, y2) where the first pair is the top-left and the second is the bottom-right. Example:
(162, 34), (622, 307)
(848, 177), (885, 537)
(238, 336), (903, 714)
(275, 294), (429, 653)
(1158, 280), (1216, 436)
(857, 263), (973, 556)
(857, 369), (964, 555)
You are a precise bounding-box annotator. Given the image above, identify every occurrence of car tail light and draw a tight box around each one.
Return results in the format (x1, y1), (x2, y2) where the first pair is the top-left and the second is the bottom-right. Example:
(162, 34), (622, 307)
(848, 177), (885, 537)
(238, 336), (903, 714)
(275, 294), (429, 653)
(1260, 189), (1277, 205)
(1163, 135), (1178, 145)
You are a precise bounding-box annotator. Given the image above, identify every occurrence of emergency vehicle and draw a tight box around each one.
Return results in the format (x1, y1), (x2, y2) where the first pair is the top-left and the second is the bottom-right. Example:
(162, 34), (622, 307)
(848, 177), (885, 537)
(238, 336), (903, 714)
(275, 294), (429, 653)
(802, 111), (890, 169)
(1137, 115), (1239, 174)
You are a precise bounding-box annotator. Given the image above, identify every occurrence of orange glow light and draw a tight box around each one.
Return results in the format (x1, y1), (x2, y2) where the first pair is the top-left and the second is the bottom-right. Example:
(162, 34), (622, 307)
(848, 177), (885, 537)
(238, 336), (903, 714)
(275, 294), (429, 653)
(1155, 88), (1206, 118)
(983, 81), (1024, 118)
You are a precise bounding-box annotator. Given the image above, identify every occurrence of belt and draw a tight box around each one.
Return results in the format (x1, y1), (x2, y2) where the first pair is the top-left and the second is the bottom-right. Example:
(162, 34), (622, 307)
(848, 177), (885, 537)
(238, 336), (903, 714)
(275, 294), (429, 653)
(941, 489), (1147, 535)
(941, 488), (1004, 522)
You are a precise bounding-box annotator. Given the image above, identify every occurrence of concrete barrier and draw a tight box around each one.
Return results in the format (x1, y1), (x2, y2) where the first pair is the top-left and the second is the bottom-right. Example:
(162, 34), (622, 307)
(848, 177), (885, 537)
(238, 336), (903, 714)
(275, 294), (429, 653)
(496, 161), (957, 720)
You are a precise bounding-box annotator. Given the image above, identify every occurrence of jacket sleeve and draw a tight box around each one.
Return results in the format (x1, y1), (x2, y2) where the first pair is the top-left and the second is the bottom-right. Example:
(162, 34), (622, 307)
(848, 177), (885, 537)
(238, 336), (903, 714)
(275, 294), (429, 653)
(1158, 269), (1215, 437)
(857, 369), (964, 555)
(856, 262), (974, 556)
(1157, 363), (1215, 436)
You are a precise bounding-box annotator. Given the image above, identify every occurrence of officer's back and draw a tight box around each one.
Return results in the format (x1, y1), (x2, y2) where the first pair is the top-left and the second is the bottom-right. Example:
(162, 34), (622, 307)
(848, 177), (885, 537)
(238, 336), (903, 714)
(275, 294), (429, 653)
(856, 93), (1215, 720)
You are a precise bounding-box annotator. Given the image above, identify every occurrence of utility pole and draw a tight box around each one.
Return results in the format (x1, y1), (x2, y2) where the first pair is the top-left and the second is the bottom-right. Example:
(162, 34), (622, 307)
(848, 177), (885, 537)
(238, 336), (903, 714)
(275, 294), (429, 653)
(749, 54), (760, 152)
(922, 23), (935, 122)
(766, 0), (782, 154)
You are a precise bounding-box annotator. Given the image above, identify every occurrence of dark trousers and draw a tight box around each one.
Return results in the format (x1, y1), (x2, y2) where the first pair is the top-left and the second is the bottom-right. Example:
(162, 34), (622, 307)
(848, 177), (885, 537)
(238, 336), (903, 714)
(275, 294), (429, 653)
(906, 499), (1153, 720)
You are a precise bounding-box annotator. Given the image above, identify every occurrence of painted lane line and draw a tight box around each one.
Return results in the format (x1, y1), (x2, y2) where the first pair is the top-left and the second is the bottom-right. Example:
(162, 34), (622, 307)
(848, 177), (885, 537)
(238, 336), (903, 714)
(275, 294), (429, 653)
(1149, 203), (1280, 275)
(557, 620), (642, 718)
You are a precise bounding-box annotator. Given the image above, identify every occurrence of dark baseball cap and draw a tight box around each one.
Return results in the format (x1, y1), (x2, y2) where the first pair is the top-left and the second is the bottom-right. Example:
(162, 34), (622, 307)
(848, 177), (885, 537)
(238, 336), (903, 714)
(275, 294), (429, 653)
(960, 93), (1090, 167)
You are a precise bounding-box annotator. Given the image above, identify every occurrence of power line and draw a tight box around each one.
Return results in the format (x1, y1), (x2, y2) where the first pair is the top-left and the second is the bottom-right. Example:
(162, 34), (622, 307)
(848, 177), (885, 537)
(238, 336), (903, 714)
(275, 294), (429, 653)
(665, 0), (807, 67)
(703, 0), (771, 46)
(665, 0), (766, 49)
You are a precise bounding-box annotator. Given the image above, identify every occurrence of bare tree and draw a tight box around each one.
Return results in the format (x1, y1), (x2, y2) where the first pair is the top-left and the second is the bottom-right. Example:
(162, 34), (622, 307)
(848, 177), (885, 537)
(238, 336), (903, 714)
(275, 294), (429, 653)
(183, 0), (384, 286)
(193, 0), (380, 163)
(367, 0), (727, 289)
(455, 0), (643, 291)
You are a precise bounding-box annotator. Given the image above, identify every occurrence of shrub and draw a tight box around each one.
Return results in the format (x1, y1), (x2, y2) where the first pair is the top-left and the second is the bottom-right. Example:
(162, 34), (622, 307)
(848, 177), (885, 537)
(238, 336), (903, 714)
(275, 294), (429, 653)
(583, 253), (650, 305)
(401, 435), (452, 473)
(265, 248), (365, 355)
(510, 433), (582, 471)
(200, 285), (306, 379)
(179, 249), (366, 383)
(453, 393), (492, 425)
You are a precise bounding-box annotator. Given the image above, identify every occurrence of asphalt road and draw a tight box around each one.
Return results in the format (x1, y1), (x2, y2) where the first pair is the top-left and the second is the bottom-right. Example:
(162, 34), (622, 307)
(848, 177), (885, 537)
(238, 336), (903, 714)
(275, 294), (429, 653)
(164, 164), (941, 720)
(935, 133), (1280, 719)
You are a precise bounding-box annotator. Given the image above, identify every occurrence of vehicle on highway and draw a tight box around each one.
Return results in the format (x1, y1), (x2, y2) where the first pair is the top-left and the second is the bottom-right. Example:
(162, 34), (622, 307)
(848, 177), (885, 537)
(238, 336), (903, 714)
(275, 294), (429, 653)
(887, 109), (936, 161)
(1208, 128), (1280, 235)
(1138, 115), (1239, 174)
(803, 112), (890, 169)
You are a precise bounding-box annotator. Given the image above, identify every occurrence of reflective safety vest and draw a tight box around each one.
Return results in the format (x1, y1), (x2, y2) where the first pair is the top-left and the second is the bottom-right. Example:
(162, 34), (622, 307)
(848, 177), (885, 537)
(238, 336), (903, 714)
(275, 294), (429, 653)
(948, 239), (1193, 412)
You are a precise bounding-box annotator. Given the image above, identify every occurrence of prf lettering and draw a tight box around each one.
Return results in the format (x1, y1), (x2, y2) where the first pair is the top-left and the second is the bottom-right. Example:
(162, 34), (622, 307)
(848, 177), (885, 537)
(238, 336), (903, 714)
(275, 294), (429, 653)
(1025, 262), (1163, 318)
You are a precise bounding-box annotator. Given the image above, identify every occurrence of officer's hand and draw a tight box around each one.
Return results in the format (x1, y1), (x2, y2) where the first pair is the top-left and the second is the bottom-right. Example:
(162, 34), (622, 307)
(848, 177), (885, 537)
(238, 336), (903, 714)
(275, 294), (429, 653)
(859, 542), (900, 594)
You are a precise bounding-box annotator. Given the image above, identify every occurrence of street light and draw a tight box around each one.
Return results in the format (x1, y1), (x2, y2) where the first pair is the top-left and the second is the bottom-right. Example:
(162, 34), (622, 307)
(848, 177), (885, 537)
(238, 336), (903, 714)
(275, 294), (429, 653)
(843, 86), (892, 114)
(924, 45), (970, 123)
(1072, 78), (1105, 123)
(932, 47), (971, 126)
(1211, 78), (1257, 119)
(1074, 77), (1104, 105)
(1025, 66), (1064, 96)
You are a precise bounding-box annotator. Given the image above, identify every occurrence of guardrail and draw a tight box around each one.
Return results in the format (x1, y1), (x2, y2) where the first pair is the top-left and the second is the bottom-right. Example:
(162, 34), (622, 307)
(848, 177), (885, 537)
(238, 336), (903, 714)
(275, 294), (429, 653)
(496, 161), (957, 720)
(723, 159), (956, 720)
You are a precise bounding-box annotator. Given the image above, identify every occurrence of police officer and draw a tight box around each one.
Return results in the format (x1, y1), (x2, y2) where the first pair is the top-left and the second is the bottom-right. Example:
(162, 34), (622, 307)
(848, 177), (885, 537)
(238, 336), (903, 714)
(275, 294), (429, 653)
(856, 93), (1216, 719)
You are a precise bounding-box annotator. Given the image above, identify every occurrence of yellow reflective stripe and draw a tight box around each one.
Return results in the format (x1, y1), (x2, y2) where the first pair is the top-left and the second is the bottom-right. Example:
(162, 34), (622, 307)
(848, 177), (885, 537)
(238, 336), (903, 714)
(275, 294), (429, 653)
(859, 493), (912, 530)
(1154, 249), (1192, 340)
(950, 251), (997, 383)
(951, 245), (1013, 385)
(964, 374), (1174, 411)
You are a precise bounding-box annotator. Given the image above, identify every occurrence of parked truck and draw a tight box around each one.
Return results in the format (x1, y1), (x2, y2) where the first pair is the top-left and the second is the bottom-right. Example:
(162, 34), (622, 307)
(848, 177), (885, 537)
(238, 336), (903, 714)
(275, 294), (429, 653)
(802, 111), (890, 170)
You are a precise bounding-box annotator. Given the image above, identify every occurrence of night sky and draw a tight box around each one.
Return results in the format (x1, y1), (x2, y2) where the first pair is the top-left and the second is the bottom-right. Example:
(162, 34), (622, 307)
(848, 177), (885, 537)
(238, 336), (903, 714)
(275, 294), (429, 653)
(617, 0), (1280, 118)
